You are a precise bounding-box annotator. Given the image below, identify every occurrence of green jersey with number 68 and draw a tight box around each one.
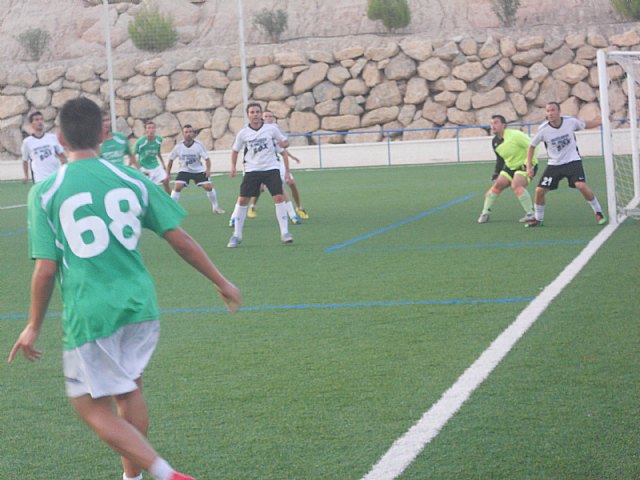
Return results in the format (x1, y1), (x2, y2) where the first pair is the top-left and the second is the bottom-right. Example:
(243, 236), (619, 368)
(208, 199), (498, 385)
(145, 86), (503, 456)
(28, 158), (186, 350)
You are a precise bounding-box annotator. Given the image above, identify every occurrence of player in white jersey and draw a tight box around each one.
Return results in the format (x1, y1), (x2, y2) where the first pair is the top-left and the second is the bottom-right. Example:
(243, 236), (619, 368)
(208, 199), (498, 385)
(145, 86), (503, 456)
(167, 125), (225, 214)
(227, 103), (292, 248)
(525, 102), (606, 227)
(21, 111), (67, 184)
(246, 110), (309, 222)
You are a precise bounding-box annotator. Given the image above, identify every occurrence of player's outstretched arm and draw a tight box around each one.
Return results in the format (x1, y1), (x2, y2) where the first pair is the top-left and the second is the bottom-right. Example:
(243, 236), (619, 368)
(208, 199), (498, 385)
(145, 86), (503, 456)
(164, 228), (241, 311)
(8, 259), (58, 363)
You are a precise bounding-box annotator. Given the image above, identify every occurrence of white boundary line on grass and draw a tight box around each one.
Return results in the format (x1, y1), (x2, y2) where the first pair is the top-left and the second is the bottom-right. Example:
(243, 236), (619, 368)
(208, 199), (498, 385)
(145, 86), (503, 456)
(362, 222), (620, 480)
(0, 203), (27, 210)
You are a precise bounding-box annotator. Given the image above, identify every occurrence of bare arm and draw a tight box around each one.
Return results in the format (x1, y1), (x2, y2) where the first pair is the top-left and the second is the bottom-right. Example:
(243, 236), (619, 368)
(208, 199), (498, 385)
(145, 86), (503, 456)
(584, 117), (602, 130)
(164, 228), (241, 311)
(58, 153), (68, 165)
(230, 150), (239, 177)
(526, 145), (536, 178)
(205, 157), (211, 178)
(8, 259), (58, 363)
(166, 158), (174, 177)
(281, 150), (291, 181)
(22, 160), (30, 184)
(285, 150), (301, 164)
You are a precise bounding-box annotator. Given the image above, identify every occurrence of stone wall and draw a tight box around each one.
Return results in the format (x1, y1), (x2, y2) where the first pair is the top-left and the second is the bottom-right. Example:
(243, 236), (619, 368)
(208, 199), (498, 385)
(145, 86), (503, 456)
(0, 28), (636, 161)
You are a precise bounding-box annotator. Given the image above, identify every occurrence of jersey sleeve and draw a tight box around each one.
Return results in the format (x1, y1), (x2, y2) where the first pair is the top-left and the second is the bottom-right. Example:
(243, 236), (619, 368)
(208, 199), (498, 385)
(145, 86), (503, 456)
(232, 130), (245, 152)
(168, 144), (179, 160)
(141, 178), (187, 236)
(199, 142), (210, 160)
(27, 184), (59, 261)
(530, 127), (544, 147)
(571, 117), (586, 131)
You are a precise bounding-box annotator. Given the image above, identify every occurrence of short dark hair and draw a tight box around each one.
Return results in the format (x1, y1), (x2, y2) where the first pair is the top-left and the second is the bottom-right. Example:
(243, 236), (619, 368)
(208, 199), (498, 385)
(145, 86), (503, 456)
(547, 101), (561, 110)
(59, 97), (102, 151)
(145, 120), (155, 126)
(183, 124), (193, 130)
(491, 114), (507, 125)
(246, 102), (262, 113)
(29, 111), (43, 123)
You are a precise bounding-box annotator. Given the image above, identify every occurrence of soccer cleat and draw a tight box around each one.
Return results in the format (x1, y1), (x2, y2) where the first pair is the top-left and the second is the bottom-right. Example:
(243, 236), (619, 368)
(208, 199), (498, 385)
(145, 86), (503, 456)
(281, 232), (293, 244)
(228, 217), (235, 228)
(596, 212), (607, 225)
(525, 219), (543, 228)
(519, 212), (535, 223)
(247, 206), (257, 218)
(477, 213), (490, 224)
(170, 473), (196, 480)
(227, 235), (242, 248)
(295, 208), (309, 220)
(212, 206), (226, 215)
(291, 215), (302, 225)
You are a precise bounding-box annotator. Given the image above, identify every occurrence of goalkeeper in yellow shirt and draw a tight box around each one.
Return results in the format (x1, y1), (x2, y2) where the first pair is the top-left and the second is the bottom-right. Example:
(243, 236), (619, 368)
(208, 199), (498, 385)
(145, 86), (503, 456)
(478, 115), (538, 224)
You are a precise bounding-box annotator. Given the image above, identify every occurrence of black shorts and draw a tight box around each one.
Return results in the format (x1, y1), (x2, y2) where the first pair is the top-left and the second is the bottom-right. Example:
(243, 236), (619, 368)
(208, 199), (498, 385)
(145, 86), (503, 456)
(240, 169), (283, 198)
(537, 161), (586, 190)
(175, 171), (210, 186)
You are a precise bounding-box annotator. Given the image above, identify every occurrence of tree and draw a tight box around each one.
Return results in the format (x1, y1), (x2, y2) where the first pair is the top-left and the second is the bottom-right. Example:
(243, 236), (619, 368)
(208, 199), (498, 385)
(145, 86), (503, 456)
(253, 8), (288, 43)
(367, 0), (411, 32)
(611, 0), (640, 19)
(492, 0), (521, 27)
(17, 28), (50, 61)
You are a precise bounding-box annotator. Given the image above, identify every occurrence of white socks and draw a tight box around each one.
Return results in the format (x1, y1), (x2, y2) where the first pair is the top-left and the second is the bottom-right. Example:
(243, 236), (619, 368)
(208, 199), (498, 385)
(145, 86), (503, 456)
(149, 457), (174, 480)
(588, 197), (602, 213)
(233, 203), (248, 238)
(534, 203), (545, 221)
(275, 202), (289, 235)
(170, 191), (180, 202)
(207, 189), (219, 208)
(123, 474), (143, 480)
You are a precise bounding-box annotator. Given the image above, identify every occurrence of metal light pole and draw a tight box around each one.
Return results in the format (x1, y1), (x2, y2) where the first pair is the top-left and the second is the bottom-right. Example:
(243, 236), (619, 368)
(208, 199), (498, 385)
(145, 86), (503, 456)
(102, 0), (117, 130)
(237, 0), (249, 124)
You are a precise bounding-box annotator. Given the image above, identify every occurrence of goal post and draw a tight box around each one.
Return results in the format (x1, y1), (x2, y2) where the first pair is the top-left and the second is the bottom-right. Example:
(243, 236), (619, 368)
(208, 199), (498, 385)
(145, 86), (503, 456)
(597, 49), (640, 224)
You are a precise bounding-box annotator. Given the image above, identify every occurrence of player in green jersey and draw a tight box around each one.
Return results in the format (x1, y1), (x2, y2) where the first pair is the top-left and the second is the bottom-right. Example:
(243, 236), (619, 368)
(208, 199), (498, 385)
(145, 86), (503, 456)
(99, 111), (137, 167)
(478, 115), (539, 224)
(9, 97), (241, 480)
(133, 120), (171, 194)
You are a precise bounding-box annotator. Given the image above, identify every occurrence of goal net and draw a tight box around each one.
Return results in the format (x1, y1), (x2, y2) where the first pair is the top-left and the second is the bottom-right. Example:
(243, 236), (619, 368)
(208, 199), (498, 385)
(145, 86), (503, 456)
(597, 50), (640, 223)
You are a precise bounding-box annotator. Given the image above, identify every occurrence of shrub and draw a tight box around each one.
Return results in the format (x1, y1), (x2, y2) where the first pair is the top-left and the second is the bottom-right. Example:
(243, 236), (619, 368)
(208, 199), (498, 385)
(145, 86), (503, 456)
(611, 0), (640, 19)
(492, 0), (521, 27)
(253, 8), (288, 43)
(367, 0), (411, 32)
(128, 3), (177, 52)
(17, 28), (50, 61)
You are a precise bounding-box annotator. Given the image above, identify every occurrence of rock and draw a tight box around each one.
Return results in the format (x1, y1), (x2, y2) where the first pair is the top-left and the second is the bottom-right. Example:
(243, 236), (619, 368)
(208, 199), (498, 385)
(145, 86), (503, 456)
(516, 36), (545, 51)
(455, 90), (473, 111)
(340, 96), (364, 116)
(475, 64), (506, 92)
(381, 54), (414, 82)
(155, 76), (170, 99)
(422, 99), (447, 125)
(432, 77), (467, 92)
(293, 62), (329, 95)
(587, 32), (608, 48)
(249, 65), (283, 85)
(342, 78), (368, 96)
(117, 75), (154, 99)
(314, 100), (339, 116)
(571, 81), (596, 102)
(345, 126), (382, 144)
(253, 81), (291, 101)
(479, 36), (499, 59)
(308, 50), (334, 63)
(362, 62), (382, 87)
(452, 61), (486, 82)
(509, 92), (528, 116)
(334, 46), (364, 61)
(552, 63), (589, 84)
(295, 92), (316, 112)
(176, 111), (212, 130)
(417, 57), (450, 81)
(289, 111), (320, 133)
(211, 107), (230, 139)
(459, 37), (478, 56)
(542, 45), (575, 70)
(535, 77), (571, 106)
(66, 64), (95, 83)
(136, 58), (164, 76)
(129, 93), (164, 119)
(166, 88), (223, 112)
(170, 71), (196, 91)
(447, 107), (476, 125)
(404, 77), (429, 104)
(274, 51), (308, 66)
(204, 58), (230, 71)
(434, 91), (457, 107)
(37, 66), (66, 86)
(327, 66), (351, 85)
(500, 37), (516, 57)
(0, 96), (29, 120)
(361, 106), (399, 127)
(365, 81), (402, 110)
(196, 70), (230, 89)
(475, 101), (518, 125)
(365, 44), (399, 61)
(528, 62), (549, 83)
(402, 118), (436, 141)
(397, 104), (416, 126)
(511, 49), (546, 66)
(565, 32), (586, 49)
(433, 41), (460, 61)
(312, 81), (342, 103)
(25, 87), (52, 109)
(321, 114), (360, 131)
(503, 75), (523, 93)
(399, 37), (433, 61)
(578, 102), (601, 123)
(471, 87), (506, 109)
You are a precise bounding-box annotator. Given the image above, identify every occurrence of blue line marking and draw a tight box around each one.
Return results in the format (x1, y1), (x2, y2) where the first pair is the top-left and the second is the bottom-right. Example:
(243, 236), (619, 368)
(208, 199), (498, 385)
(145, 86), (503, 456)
(324, 194), (477, 252)
(333, 239), (588, 254)
(0, 227), (27, 237)
(0, 296), (533, 320)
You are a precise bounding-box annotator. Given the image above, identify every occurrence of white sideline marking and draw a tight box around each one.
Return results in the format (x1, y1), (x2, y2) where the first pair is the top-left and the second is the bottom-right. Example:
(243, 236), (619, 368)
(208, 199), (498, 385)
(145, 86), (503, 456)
(363, 222), (620, 480)
(0, 203), (27, 210)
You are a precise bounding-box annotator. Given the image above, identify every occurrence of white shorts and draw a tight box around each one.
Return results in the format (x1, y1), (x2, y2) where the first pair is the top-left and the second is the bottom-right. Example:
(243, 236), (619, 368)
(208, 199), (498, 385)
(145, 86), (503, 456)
(141, 165), (167, 184)
(63, 320), (160, 399)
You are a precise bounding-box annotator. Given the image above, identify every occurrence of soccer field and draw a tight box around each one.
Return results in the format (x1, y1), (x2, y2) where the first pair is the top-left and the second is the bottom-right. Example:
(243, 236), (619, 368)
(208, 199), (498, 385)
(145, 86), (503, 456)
(1, 160), (639, 479)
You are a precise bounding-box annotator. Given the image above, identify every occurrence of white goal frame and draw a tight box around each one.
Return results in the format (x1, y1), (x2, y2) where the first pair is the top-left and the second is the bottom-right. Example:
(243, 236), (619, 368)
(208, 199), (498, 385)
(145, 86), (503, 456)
(597, 49), (640, 224)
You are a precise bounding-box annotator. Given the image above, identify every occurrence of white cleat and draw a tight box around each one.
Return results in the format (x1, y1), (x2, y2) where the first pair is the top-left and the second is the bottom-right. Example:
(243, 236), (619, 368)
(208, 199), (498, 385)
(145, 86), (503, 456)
(477, 213), (490, 224)
(213, 206), (226, 215)
(227, 235), (242, 248)
(281, 232), (293, 244)
(519, 213), (535, 223)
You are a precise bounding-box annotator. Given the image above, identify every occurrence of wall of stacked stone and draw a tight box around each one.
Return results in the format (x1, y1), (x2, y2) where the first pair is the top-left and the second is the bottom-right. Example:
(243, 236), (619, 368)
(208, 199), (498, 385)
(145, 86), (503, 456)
(0, 28), (637, 161)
